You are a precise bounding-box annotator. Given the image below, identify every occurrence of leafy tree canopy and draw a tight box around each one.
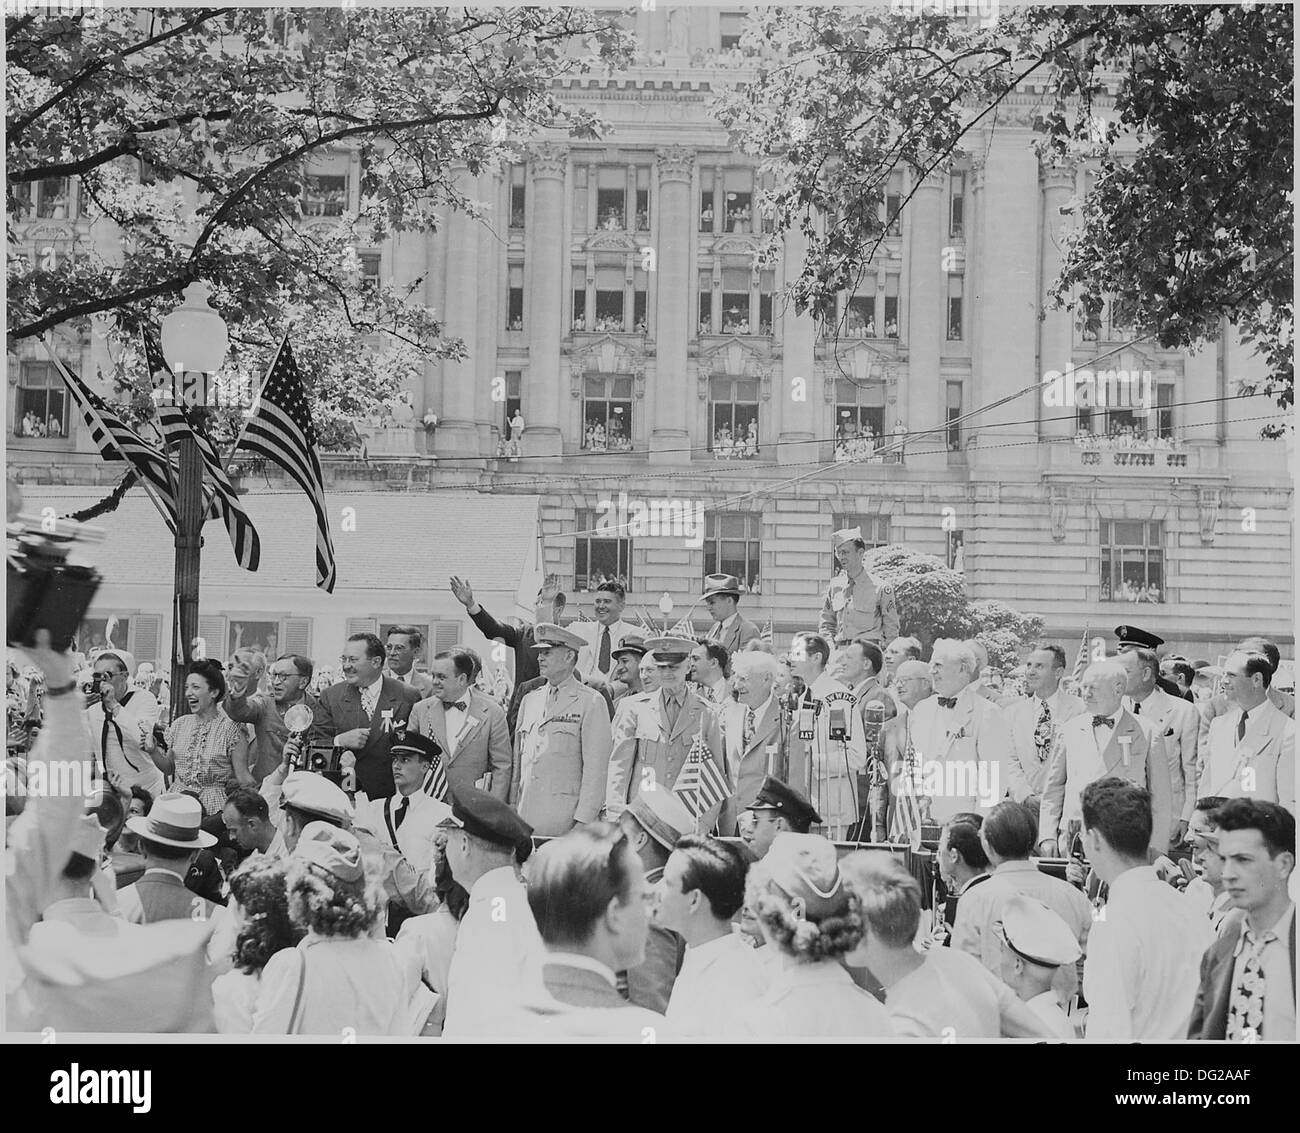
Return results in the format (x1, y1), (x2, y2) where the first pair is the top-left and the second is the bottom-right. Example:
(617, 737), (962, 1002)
(714, 4), (1292, 433)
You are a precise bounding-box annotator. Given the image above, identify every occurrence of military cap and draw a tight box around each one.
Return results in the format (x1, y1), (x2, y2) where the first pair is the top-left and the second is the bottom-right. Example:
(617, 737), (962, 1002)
(831, 526), (865, 550)
(390, 729), (442, 762)
(611, 635), (649, 659)
(625, 787), (696, 851)
(531, 622), (586, 652)
(747, 775), (822, 831)
(282, 770), (355, 826)
(643, 635), (696, 664)
(763, 833), (849, 922)
(701, 573), (743, 600)
(1114, 624), (1164, 650)
(440, 783), (535, 860)
(997, 893), (1081, 968)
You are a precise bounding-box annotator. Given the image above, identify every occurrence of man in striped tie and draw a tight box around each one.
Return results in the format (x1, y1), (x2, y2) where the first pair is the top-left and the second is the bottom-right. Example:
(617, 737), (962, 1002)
(572, 581), (639, 687)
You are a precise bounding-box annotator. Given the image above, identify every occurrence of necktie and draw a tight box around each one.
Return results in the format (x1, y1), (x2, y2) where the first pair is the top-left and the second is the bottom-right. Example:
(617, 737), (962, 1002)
(361, 684), (378, 718)
(937, 696), (957, 709)
(743, 706), (756, 749)
(1033, 699), (1053, 761)
(1092, 715), (1114, 729)
(598, 627), (612, 674)
(1132, 700), (1141, 715)
(394, 795), (409, 830)
(448, 700), (468, 713)
(1226, 928), (1270, 1041)
(664, 692), (682, 734)
(1238, 710), (1249, 743)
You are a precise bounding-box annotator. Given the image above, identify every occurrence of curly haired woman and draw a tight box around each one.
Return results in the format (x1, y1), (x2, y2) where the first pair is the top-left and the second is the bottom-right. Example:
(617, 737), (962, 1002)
(250, 823), (412, 1035)
(730, 833), (894, 1037)
(211, 856), (303, 1033)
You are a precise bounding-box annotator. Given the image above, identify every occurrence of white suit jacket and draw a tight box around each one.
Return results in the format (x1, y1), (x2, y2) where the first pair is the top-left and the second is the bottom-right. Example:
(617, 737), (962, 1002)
(1125, 687), (1201, 824)
(1200, 698), (1295, 813)
(1003, 689), (1085, 802)
(905, 687), (1010, 822)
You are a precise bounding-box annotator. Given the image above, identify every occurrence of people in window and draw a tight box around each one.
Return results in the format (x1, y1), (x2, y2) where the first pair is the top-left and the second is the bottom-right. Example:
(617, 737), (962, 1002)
(508, 316), (523, 331)
(885, 317), (899, 338)
(700, 205), (714, 228)
(699, 319), (713, 335)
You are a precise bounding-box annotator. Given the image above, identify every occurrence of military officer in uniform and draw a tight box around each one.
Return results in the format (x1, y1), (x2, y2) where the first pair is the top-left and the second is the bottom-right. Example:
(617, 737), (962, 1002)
(995, 893), (1081, 1040)
(742, 776), (822, 859)
(819, 527), (900, 646)
(1115, 624), (1185, 700)
(511, 624), (613, 837)
(609, 636), (649, 704)
(605, 636), (726, 830)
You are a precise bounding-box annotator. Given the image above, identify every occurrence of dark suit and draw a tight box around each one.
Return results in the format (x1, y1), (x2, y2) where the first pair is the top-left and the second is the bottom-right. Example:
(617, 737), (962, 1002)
(706, 614), (761, 655)
(1188, 912), (1296, 1039)
(468, 604), (539, 736)
(619, 866), (685, 1013)
(408, 688), (512, 802)
(122, 869), (217, 924)
(311, 676), (421, 801)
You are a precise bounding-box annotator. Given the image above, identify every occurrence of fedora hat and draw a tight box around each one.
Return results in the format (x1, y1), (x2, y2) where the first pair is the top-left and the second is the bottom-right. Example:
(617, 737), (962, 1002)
(125, 793), (216, 850)
(701, 573), (743, 600)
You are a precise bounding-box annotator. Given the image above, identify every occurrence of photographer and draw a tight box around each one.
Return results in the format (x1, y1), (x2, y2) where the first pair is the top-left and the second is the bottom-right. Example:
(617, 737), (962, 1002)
(83, 649), (165, 798)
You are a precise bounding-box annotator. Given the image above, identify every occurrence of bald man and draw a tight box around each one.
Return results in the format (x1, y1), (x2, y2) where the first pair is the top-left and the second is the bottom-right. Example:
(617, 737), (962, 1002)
(1038, 659), (1173, 860)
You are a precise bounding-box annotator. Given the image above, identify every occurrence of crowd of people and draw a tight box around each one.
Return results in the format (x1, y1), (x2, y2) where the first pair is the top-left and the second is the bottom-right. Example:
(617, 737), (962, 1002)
(1074, 424), (1183, 451)
(713, 421), (759, 458)
(4, 526), (1294, 1039)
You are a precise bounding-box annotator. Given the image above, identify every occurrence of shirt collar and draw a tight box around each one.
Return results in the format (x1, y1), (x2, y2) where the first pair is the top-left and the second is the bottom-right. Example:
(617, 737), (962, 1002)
(661, 685), (687, 706)
(141, 867), (187, 883)
(542, 951), (618, 988)
(958, 871), (990, 895)
(1239, 902), (1295, 951)
(359, 674), (384, 697)
(685, 931), (744, 961)
(993, 859), (1040, 876)
(1109, 865), (1157, 897)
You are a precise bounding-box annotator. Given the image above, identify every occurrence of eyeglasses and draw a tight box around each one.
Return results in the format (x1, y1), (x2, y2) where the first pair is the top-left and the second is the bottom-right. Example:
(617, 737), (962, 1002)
(268, 671), (298, 682)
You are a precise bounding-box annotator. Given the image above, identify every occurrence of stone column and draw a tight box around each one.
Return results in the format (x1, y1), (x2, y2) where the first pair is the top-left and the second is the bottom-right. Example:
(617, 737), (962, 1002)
(650, 146), (693, 463)
(475, 171), (502, 453)
(522, 143), (567, 457)
(390, 230), (428, 416)
(906, 171), (946, 458)
(969, 129), (1040, 470)
(436, 164), (481, 457)
(777, 224), (818, 465)
(1039, 162), (1077, 441)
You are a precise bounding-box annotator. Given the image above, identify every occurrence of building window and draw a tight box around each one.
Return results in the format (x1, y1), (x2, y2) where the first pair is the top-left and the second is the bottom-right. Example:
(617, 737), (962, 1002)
(502, 370), (522, 433)
(594, 265), (624, 332)
(359, 252), (381, 289)
(884, 275), (899, 338)
(884, 171), (903, 237)
(509, 165), (526, 229)
(596, 167), (625, 230)
(1155, 383), (1175, 440)
(634, 167), (650, 231)
(575, 508), (632, 592)
(506, 264), (524, 331)
(949, 171), (965, 238)
(1101, 520), (1164, 603)
(947, 274), (964, 340)
(720, 10), (746, 50)
(721, 267), (751, 334)
(829, 514), (891, 573)
(301, 172), (347, 217)
(698, 270), (714, 333)
(35, 177), (73, 220)
(834, 380), (886, 462)
(843, 290), (877, 338)
(705, 512), (761, 593)
(573, 165), (589, 233)
(572, 266), (588, 332)
(582, 376), (634, 452)
(946, 382), (963, 450)
(723, 169), (754, 234)
(758, 270), (775, 336)
(633, 268), (648, 333)
(12, 181), (33, 219)
(700, 169), (716, 232)
(14, 361), (70, 438)
(709, 377), (760, 459)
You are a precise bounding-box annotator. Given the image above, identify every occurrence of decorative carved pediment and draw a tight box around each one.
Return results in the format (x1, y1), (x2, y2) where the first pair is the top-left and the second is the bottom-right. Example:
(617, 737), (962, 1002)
(583, 231), (639, 254)
(528, 143), (569, 180)
(574, 334), (646, 378)
(711, 235), (764, 259)
(23, 222), (74, 244)
(824, 339), (894, 383)
(699, 337), (769, 379)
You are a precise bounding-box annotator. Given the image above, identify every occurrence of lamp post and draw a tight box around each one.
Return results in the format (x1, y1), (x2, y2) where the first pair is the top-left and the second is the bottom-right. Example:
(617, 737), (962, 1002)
(657, 592), (673, 634)
(160, 281), (229, 720)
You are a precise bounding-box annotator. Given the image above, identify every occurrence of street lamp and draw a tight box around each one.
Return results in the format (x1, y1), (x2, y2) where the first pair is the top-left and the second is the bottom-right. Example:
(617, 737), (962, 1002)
(160, 281), (228, 718)
(657, 591), (673, 633)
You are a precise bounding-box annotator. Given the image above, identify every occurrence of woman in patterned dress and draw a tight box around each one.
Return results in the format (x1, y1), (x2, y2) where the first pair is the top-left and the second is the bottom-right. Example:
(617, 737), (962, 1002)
(145, 658), (252, 816)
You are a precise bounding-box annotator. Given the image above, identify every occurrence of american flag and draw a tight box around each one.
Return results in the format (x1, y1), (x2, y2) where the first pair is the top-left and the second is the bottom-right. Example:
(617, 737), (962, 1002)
(233, 335), (336, 591)
(1070, 625), (1091, 684)
(422, 752), (449, 803)
(143, 330), (261, 572)
(42, 340), (179, 534)
(670, 615), (699, 639)
(760, 614), (774, 646)
(672, 730), (730, 823)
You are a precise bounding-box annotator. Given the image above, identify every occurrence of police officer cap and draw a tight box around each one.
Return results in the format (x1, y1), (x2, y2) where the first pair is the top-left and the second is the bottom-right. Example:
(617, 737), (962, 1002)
(611, 635), (649, 659)
(625, 787), (695, 851)
(747, 775), (822, 831)
(643, 635), (696, 664)
(390, 730), (442, 762)
(531, 622), (586, 652)
(997, 894), (1081, 968)
(282, 770), (355, 826)
(1114, 624), (1164, 650)
(440, 784), (535, 861)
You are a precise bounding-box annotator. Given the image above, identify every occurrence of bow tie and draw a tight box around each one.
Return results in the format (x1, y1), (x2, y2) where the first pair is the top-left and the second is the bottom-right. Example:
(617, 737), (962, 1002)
(447, 700), (467, 713)
(937, 696), (958, 709)
(1092, 715), (1115, 729)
